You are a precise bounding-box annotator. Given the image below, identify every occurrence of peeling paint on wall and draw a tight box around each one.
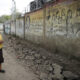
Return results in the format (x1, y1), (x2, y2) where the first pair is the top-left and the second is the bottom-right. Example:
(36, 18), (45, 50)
(45, 0), (80, 38)
(25, 9), (44, 43)
(16, 18), (24, 38)
(4, 0), (80, 43)
(11, 21), (16, 35)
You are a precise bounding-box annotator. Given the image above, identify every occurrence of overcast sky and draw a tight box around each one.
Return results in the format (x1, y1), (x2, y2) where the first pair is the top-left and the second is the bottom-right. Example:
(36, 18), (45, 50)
(0, 0), (33, 16)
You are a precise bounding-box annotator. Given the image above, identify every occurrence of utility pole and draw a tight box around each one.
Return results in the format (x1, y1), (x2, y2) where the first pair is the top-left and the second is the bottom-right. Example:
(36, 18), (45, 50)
(11, 0), (16, 35)
(11, 0), (16, 21)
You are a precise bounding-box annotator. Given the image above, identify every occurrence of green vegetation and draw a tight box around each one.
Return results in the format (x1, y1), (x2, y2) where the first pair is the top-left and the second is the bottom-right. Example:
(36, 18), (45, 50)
(0, 11), (22, 23)
(0, 15), (11, 23)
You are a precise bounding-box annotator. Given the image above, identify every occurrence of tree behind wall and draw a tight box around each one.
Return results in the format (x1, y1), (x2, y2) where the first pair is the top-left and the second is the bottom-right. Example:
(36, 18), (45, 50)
(0, 15), (11, 23)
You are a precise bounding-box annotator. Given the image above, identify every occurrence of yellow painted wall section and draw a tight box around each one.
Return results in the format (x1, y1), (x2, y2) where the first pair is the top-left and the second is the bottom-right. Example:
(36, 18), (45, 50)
(25, 9), (44, 42)
(25, 0), (80, 42)
(45, 0), (80, 37)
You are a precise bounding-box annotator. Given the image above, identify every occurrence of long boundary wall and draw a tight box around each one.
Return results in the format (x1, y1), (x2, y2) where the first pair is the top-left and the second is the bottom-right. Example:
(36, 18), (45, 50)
(4, 0), (80, 44)
(24, 0), (80, 43)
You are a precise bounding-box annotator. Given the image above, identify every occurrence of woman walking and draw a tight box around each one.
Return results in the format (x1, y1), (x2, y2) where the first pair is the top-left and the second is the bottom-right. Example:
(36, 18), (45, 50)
(0, 34), (5, 73)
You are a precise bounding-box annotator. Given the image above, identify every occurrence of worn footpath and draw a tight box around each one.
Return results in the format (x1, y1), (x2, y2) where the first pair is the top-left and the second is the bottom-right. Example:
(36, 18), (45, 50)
(0, 34), (38, 80)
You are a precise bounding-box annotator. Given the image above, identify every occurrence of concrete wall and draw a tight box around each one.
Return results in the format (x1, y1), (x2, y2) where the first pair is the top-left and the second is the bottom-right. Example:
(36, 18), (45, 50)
(4, 0), (80, 41)
(16, 18), (24, 38)
(11, 21), (16, 35)
(45, 0), (80, 38)
(4, 0), (80, 59)
(25, 9), (44, 43)
(4, 22), (11, 34)
(24, 0), (80, 44)
(0, 23), (3, 33)
(4, 0), (80, 39)
(4, 0), (80, 53)
(24, 0), (80, 58)
(0, 23), (3, 30)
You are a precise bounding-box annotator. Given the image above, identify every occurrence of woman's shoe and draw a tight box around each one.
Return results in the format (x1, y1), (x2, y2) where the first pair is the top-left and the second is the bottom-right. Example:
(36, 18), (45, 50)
(0, 70), (5, 73)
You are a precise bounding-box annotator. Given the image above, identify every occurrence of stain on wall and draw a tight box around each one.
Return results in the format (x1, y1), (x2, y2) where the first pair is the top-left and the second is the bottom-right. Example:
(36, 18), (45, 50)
(4, 22), (11, 34)
(24, 0), (80, 43)
(16, 18), (24, 38)
(45, 0), (80, 38)
(4, 0), (80, 43)
(11, 21), (16, 35)
(25, 9), (44, 43)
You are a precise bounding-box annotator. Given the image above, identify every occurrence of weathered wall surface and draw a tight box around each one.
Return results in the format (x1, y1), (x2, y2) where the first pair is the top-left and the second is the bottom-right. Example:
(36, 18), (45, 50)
(16, 18), (24, 38)
(0, 23), (3, 33)
(24, 0), (80, 58)
(4, 0), (80, 58)
(4, 0), (80, 40)
(11, 21), (16, 35)
(25, 9), (44, 43)
(43, 0), (80, 58)
(45, 0), (80, 38)
(24, 0), (80, 43)
(4, 22), (11, 34)
(0, 23), (3, 30)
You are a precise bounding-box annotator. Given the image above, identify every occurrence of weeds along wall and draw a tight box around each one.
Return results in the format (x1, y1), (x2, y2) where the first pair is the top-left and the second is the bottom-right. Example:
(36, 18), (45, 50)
(4, 0), (80, 58)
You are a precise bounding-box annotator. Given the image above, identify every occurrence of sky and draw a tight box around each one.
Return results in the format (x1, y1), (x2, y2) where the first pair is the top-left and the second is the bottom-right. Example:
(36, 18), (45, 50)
(0, 0), (34, 16)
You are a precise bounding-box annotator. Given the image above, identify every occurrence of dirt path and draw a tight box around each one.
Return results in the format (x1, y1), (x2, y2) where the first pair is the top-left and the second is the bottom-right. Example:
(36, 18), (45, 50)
(0, 46), (38, 80)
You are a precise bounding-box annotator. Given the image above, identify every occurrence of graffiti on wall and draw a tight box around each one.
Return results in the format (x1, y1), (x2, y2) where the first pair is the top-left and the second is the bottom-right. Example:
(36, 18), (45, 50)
(24, 0), (80, 39)
(4, 0), (80, 44)
(45, 0), (80, 37)
(25, 10), (43, 37)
